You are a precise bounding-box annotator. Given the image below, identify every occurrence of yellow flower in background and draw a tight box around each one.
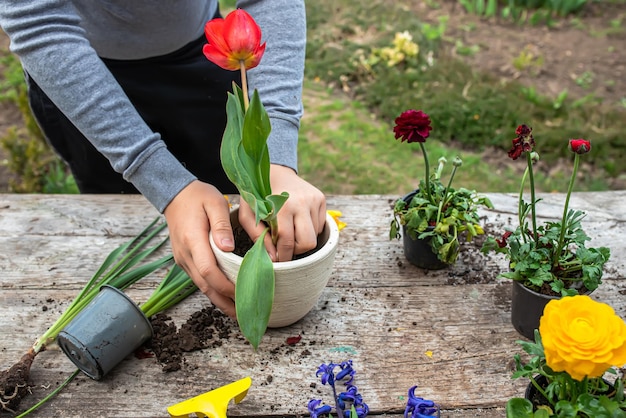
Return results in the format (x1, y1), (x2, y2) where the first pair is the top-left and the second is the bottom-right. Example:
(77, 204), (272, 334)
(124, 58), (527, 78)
(327, 210), (347, 231)
(539, 295), (626, 381)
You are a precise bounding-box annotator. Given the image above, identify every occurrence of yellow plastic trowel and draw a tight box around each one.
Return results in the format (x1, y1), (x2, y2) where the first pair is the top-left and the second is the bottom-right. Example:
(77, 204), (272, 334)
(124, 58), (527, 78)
(167, 376), (252, 418)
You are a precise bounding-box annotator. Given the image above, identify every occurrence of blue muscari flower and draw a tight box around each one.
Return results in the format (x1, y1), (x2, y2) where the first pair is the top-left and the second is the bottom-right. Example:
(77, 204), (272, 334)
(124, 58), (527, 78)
(316, 362), (337, 386)
(308, 399), (332, 418)
(404, 386), (439, 418)
(335, 360), (356, 385)
(337, 385), (369, 418)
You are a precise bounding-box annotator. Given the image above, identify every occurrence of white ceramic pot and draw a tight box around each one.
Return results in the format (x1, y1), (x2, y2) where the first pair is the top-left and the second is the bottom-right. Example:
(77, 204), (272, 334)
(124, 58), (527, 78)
(210, 209), (339, 328)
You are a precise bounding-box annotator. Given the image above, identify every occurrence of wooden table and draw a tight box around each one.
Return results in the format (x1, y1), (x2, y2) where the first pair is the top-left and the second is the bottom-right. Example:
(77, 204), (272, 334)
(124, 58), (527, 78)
(1, 192), (625, 417)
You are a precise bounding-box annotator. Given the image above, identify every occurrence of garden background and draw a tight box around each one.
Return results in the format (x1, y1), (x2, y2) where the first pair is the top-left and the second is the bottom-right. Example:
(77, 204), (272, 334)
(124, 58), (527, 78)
(1, 0), (625, 195)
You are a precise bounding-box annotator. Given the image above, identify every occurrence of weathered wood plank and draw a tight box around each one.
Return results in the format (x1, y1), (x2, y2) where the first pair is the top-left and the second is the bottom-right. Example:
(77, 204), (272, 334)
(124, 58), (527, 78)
(0, 193), (625, 417)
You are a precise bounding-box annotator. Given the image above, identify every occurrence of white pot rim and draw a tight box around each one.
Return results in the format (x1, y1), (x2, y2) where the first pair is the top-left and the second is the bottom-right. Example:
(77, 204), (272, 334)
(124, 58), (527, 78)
(209, 211), (340, 268)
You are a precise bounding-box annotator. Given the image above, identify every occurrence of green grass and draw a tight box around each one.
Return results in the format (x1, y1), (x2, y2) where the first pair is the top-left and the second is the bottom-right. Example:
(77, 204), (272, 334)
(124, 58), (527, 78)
(298, 81), (611, 195)
(1, 0), (624, 195)
(300, 0), (626, 194)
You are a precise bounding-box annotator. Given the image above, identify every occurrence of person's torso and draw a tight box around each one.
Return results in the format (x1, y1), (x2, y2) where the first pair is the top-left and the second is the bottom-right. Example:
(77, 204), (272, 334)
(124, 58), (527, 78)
(71, 0), (217, 59)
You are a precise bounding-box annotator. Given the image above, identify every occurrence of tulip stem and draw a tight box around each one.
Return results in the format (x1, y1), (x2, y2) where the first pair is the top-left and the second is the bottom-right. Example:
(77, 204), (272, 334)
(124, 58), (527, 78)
(239, 62), (250, 110)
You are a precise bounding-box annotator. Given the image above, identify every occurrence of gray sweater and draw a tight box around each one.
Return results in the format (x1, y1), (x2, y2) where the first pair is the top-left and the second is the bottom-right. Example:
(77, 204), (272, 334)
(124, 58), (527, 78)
(0, 0), (305, 212)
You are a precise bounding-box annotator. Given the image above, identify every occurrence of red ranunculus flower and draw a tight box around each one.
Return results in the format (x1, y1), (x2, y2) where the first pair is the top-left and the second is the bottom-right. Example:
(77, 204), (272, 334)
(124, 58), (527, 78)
(507, 137), (524, 160)
(496, 231), (512, 248)
(569, 139), (591, 154)
(203, 9), (266, 71)
(393, 110), (432, 143)
(507, 124), (535, 160)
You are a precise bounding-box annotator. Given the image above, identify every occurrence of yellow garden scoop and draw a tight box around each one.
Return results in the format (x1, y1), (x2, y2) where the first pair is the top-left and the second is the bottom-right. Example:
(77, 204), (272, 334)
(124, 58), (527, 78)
(167, 376), (252, 418)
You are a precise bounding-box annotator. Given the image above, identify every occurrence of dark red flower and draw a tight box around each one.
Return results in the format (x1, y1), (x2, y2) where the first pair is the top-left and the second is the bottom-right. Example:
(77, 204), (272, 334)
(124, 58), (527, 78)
(496, 231), (512, 248)
(569, 139), (591, 154)
(507, 137), (524, 160)
(393, 110), (432, 143)
(515, 124), (531, 137)
(507, 124), (535, 160)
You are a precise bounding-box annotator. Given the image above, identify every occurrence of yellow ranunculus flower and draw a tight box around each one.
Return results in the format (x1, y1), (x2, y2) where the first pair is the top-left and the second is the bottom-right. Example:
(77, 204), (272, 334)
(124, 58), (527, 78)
(539, 295), (626, 381)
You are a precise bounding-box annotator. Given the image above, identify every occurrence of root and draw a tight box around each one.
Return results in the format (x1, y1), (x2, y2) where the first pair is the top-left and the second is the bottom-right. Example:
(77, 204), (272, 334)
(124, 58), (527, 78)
(0, 348), (36, 413)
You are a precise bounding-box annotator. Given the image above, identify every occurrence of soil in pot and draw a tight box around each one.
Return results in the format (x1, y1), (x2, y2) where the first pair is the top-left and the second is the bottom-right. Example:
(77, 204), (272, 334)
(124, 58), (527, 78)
(211, 208), (339, 328)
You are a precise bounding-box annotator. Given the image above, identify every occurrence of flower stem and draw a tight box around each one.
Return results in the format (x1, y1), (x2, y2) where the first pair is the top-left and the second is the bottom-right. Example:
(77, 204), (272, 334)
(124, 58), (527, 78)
(553, 153), (580, 268)
(419, 142), (432, 203)
(518, 167), (529, 243)
(531, 376), (555, 408)
(239, 61), (249, 110)
(437, 164), (458, 224)
(526, 151), (538, 242)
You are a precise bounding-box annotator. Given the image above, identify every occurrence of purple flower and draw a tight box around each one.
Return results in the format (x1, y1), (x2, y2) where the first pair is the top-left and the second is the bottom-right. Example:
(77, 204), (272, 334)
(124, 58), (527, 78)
(404, 386), (440, 418)
(312, 361), (368, 418)
(308, 399), (332, 418)
(337, 385), (369, 418)
(336, 360), (356, 385)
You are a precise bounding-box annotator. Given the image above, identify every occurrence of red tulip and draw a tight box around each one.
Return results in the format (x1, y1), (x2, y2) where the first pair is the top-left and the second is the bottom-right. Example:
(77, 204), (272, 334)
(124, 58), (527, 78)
(203, 9), (266, 71)
(569, 139), (591, 154)
(393, 110), (432, 143)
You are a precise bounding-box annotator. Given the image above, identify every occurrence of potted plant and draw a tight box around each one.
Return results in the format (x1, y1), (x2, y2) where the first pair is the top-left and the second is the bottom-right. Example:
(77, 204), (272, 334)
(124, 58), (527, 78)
(201, 9), (340, 349)
(506, 295), (626, 417)
(481, 125), (611, 339)
(389, 109), (493, 269)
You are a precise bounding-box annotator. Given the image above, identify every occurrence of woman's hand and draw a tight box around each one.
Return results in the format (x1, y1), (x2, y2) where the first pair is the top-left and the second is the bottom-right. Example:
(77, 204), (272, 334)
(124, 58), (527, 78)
(163, 180), (236, 317)
(238, 164), (326, 262)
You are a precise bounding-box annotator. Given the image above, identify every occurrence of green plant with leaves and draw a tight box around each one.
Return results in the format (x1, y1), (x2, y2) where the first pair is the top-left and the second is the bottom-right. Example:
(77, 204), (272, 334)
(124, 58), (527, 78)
(201, 9), (288, 349)
(16, 261), (197, 417)
(0, 53), (76, 193)
(481, 125), (610, 296)
(0, 218), (176, 414)
(506, 296), (626, 417)
(389, 109), (493, 265)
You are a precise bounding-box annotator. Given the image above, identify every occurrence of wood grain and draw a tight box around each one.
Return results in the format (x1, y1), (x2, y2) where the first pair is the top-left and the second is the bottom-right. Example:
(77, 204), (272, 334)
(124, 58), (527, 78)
(1, 192), (624, 417)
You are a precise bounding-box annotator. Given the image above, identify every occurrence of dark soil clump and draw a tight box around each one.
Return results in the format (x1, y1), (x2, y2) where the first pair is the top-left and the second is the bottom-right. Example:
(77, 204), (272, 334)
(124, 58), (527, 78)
(146, 305), (235, 372)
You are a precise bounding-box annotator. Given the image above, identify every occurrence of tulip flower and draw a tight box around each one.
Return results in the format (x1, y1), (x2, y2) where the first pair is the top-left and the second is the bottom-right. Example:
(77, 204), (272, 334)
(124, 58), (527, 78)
(203, 9), (265, 71)
(203, 9), (266, 109)
(202, 9), (285, 350)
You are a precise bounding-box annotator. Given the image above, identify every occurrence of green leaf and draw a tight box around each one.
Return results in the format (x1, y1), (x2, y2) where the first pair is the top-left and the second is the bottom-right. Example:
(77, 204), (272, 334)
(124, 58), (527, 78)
(506, 398), (534, 417)
(235, 228), (275, 349)
(242, 90), (272, 197)
(221, 88), (259, 202)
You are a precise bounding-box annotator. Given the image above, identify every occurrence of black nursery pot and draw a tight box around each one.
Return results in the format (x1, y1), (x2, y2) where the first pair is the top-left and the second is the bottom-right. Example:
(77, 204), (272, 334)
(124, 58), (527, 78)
(57, 285), (153, 380)
(525, 375), (617, 410)
(401, 190), (449, 270)
(510, 281), (559, 340)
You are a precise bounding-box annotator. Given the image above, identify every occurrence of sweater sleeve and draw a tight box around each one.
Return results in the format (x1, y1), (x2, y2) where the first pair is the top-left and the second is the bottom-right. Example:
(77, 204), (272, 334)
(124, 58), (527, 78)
(0, 1), (197, 213)
(238, 0), (306, 173)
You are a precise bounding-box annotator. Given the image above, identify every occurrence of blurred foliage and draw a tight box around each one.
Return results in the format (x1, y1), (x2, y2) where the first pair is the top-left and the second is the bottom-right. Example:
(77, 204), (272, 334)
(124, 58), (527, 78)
(305, 0), (626, 181)
(0, 53), (77, 193)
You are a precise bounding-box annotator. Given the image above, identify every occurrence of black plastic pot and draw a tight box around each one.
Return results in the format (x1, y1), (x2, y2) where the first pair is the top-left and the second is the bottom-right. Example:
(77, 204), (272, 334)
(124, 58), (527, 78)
(525, 375), (617, 411)
(400, 190), (449, 270)
(510, 281), (559, 340)
(57, 285), (153, 380)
